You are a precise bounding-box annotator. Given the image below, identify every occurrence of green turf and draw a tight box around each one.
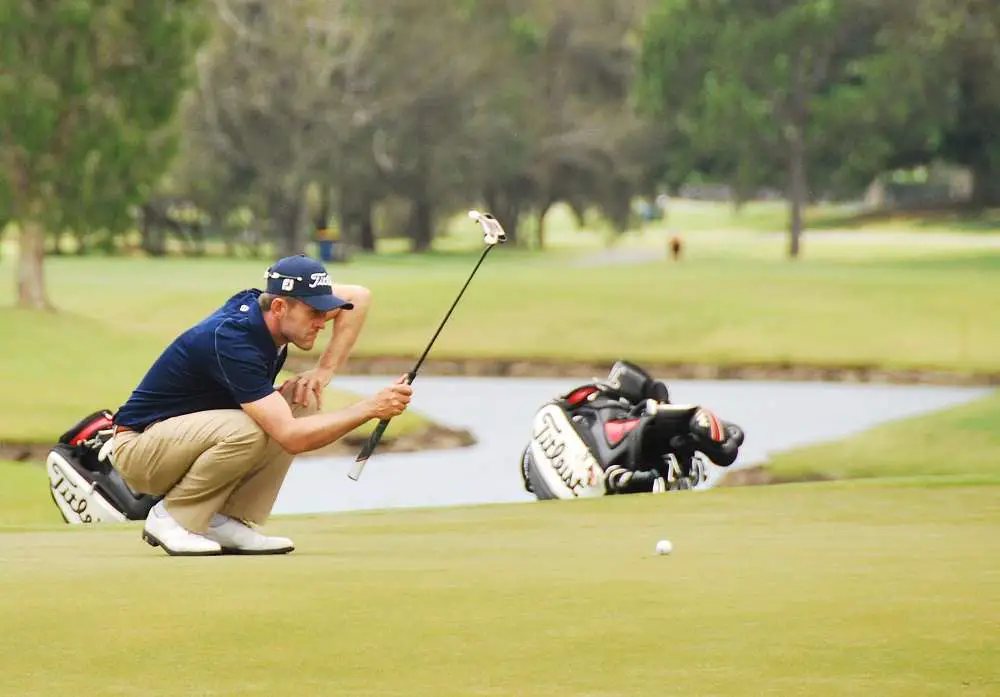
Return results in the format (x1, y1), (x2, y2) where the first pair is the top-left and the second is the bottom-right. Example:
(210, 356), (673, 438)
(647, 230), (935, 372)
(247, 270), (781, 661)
(3, 206), (998, 696)
(0, 295), (429, 443)
(446, 200), (1000, 240)
(0, 482), (997, 697)
(762, 389), (1000, 484)
(3, 235), (999, 382)
(3, 222), (999, 442)
(349, 251), (1000, 373)
(0, 460), (64, 527)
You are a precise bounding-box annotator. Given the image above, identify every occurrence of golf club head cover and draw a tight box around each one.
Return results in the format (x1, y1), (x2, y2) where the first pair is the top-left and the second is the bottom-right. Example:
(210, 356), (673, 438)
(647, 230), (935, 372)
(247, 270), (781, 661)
(688, 408), (744, 467)
(603, 360), (670, 405)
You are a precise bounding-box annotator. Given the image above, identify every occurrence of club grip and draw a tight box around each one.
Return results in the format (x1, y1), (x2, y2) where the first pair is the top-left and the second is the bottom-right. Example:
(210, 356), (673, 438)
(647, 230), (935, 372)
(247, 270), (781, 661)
(363, 419), (391, 456)
(348, 419), (391, 480)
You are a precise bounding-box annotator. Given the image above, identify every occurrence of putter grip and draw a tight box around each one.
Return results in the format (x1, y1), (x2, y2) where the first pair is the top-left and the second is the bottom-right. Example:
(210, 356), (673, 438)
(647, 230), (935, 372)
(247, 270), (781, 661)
(348, 419), (390, 480)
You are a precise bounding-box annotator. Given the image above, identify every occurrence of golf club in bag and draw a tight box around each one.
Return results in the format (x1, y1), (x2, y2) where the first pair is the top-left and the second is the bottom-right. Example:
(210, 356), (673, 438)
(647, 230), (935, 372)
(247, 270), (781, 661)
(520, 360), (745, 500)
(46, 409), (161, 524)
(348, 210), (507, 480)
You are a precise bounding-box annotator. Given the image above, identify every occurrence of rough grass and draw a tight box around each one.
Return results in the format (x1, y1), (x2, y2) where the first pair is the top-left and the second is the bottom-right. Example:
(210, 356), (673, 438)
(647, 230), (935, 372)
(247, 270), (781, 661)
(2, 206), (997, 696)
(762, 389), (1000, 484)
(346, 251), (1000, 373)
(3, 235), (999, 387)
(0, 481), (997, 697)
(1, 210), (997, 443)
(0, 293), (427, 444)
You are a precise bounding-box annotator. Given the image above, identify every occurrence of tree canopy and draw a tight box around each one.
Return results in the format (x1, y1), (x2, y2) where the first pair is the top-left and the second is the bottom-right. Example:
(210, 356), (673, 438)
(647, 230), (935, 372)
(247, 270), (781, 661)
(0, 0), (206, 308)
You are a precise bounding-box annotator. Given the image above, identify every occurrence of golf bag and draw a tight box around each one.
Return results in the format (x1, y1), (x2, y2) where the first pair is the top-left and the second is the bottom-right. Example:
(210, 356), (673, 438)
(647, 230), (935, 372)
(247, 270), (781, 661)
(520, 360), (745, 500)
(46, 409), (161, 524)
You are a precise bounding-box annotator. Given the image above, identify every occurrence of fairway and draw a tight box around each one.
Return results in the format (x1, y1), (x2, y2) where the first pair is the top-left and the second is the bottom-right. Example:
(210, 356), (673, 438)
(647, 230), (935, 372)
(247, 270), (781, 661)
(1, 482), (997, 696)
(7, 0), (1000, 692)
(2, 212), (998, 695)
(2, 213), (999, 450)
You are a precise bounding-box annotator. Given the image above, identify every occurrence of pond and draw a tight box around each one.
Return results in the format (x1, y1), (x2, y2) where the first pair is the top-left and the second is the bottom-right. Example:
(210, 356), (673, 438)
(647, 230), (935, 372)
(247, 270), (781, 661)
(272, 376), (991, 516)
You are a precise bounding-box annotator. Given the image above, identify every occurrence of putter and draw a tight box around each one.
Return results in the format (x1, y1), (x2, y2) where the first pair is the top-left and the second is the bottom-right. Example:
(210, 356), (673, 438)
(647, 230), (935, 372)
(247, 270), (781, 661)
(348, 210), (507, 480)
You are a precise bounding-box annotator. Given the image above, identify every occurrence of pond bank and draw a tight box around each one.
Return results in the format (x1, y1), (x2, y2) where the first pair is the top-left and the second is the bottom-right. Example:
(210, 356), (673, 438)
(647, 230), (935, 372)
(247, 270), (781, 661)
(290, 355), (1000, 387)
(272, 375), (990, 515)
(9, 356), (993, 467)
(0, 421), (476, 465)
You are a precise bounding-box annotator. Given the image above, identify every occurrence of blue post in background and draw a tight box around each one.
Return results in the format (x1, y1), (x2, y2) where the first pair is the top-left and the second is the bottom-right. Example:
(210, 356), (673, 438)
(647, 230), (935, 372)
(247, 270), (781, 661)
(314, 225), (346, 262)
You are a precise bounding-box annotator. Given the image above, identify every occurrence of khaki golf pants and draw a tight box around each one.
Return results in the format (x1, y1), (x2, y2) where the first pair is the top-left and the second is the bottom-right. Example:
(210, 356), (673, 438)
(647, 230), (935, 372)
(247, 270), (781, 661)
(112, 387), (317, 533)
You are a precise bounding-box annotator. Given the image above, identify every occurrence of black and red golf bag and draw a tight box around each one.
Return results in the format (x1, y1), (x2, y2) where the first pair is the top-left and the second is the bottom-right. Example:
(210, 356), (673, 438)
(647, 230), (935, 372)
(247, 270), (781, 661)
(520, 360), (745, 500)
(46, 409), (161, 524)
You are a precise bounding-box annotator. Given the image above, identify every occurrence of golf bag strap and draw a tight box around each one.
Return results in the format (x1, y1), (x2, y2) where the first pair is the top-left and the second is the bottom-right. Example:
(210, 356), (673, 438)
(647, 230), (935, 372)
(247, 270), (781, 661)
(627, 412), (656, 471)
(604, 463), (665, 494)
(597, 412), (666, 494)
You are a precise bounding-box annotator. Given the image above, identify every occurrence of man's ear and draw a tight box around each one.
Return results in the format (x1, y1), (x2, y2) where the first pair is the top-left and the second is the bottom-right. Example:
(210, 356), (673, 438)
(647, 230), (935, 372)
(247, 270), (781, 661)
(271, 296), (292, 317)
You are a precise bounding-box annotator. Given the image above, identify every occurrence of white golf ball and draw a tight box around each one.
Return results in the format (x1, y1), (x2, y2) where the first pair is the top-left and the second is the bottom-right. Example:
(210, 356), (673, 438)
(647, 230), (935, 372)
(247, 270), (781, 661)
(655, 539), (673, 555)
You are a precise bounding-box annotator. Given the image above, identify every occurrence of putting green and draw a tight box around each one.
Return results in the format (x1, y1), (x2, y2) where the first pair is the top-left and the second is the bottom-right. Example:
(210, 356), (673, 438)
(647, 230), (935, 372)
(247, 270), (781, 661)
(1, 481), (997, 696)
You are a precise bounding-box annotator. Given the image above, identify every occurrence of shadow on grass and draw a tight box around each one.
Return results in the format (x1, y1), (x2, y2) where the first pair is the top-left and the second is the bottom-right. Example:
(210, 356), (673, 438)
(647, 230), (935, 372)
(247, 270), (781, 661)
(807, 204), (1000, 232)
(842, 250), (1000, 272)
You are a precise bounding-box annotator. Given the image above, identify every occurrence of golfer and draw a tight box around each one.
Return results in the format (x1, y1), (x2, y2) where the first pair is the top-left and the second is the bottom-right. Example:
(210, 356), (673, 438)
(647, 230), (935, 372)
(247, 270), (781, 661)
(111, 254), (412, 556)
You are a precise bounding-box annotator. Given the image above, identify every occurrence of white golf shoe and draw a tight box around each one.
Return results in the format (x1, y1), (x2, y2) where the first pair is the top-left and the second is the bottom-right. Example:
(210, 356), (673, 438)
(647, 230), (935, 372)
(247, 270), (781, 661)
(204, 515), (295, 555)
(142, 503), (222, 556)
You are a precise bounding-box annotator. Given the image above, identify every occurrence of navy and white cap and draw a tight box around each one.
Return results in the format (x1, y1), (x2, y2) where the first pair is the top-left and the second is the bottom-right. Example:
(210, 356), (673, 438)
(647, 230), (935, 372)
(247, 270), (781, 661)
(264, 255), (354, 312)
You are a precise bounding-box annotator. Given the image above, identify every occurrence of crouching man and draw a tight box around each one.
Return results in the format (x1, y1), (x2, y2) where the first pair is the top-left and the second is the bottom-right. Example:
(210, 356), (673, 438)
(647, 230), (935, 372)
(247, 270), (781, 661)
(111, 254), (412, 556)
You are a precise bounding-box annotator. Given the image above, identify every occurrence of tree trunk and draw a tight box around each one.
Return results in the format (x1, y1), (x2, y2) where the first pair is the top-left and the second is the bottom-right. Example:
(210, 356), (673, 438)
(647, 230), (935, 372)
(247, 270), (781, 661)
(970, 160), (1000, 208)
(139, 207), (167, 257)
(785, 54), (810, 260)
(338, 185), (377, 254)
(359, 201), (375, 253)
(191, 225), (206, 257)
(536, 200), (554, 250)
(787, 126), (807, 260)
(17, 220), (54, 311)
(484, 188), (520, 246)
(339, 188), (375, 254)
(408, 195), (433, 253)
(47, 233), (64, 256)
(271, 193), (304, 257)
(314, 185), (330, 232)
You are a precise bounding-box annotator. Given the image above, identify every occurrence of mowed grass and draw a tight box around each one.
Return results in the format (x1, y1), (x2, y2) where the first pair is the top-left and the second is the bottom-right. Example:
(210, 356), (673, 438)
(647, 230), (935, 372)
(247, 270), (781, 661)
(2, 225), (999, 440)
(0, 482), (997, 697)
(763, 389), (1000, 484)
(2, 232), (999, 392)
(4, 213), (999, 695)
(0, 460), (64, 526)
(349, 250), (1000, 373)
(0, 290), (427, 443)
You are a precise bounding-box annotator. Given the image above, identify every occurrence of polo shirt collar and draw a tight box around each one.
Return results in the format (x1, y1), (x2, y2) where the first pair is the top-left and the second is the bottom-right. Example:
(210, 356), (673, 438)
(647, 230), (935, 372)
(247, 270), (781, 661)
(247, 295), (281, 357)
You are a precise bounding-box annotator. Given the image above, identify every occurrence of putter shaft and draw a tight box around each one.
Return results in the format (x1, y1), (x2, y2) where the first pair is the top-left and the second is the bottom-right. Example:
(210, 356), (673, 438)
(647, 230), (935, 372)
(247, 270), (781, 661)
(349, 244), (497, 480)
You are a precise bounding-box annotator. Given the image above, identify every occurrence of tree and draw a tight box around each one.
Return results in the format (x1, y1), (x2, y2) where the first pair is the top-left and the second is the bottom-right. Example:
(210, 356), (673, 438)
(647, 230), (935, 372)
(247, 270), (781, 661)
(931, 0), (1000, 206)
(0, 0), (206, 309)
(180, 0), (386, 256)
(636, 0), (940, 257)
(353, 0), (532, 251)
(472, 0), (654, 247)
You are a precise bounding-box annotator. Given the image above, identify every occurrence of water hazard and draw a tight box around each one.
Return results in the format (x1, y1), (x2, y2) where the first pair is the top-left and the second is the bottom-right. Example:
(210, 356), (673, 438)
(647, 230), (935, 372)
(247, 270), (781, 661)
(273, 376), (990, 516)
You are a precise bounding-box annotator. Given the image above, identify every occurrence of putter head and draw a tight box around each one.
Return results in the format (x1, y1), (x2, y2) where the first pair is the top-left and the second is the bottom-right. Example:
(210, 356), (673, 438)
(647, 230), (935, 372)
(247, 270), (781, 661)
(468, 210), (507, 245)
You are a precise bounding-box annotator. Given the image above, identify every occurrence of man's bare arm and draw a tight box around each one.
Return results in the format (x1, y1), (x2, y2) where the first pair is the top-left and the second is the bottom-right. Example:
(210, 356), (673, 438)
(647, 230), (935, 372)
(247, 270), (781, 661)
(285, 283), (372, 406)
(242, 378), (412, 455)
(317, 283), (372, 375)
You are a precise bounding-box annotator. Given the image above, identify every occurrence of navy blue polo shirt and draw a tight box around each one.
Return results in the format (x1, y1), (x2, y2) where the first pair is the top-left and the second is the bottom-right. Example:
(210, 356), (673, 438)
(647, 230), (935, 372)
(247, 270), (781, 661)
(114, 289), (287, 431)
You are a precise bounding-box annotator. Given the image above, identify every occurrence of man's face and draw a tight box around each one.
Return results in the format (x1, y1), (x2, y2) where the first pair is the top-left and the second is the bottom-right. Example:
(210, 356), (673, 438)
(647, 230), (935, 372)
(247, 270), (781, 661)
(275, 298), (329, 350)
